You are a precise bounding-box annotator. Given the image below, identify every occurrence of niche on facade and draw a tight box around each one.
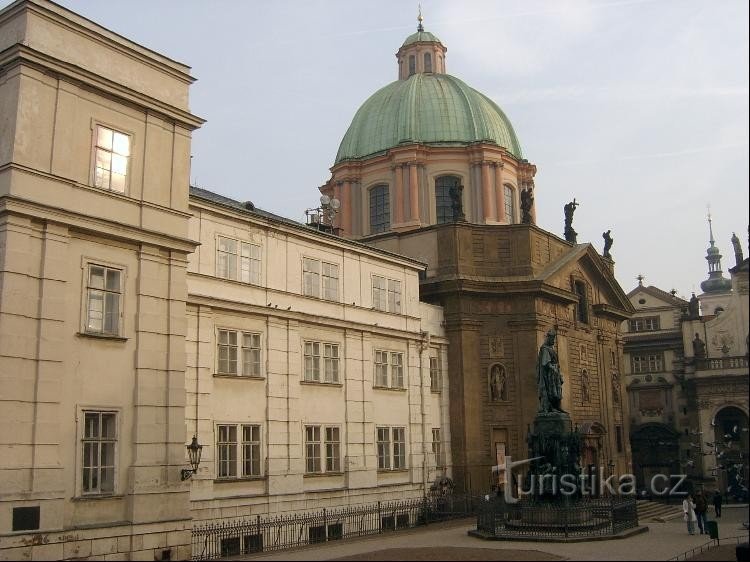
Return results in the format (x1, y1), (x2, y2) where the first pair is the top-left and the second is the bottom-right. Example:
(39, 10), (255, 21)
(488, 363), (508, 402)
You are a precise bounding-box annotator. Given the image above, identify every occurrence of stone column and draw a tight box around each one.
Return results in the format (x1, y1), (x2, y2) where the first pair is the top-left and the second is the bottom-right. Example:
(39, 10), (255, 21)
(494, 162), (505, 223)
(409, 162), (420, 223)
(481, 162), (493, 222)
(341, 180), (352, 235)
(333, 182), (342, 230)
(393, 164), (404, 225)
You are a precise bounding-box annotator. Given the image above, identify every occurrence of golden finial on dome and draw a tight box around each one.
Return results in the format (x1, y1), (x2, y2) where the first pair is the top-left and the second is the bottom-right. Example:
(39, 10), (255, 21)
(417, 3), (424, 32)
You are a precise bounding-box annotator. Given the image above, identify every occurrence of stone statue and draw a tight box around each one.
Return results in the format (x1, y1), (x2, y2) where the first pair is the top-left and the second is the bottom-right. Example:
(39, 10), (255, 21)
(536, 328), (565, 414)
(563, 199), (579, 243)
(581, 371), (590, 403)
(602, 230), (613, 259)
(731, 232), (744, 266)
(692, 333), (706, 359)
(688, 293), (700, 319)
(449, 184), (466, 222)
(520, 187), (534, 224)
(490, 364), (507, 401)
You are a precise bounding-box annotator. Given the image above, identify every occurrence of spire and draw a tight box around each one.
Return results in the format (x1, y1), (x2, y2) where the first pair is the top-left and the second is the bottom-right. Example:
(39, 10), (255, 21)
(700, 207), (732, 294)
(707, 207), (716, 247)
(417, 4), (424, 32)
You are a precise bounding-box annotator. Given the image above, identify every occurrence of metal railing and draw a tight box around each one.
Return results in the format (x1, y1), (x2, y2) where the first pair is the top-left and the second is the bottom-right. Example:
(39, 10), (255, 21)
(191, 493), (482, 559)
(668, 534), (749, 561)
(476, 496), (639, 540)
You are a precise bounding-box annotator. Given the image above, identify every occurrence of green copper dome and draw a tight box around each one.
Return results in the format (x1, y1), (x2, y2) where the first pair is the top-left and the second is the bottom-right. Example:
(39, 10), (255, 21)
(402, 30), (441, 46)
(335, 73), (523, 164)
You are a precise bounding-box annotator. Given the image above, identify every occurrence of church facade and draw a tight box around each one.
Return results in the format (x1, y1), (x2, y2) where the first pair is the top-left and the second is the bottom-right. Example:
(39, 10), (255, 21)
(322, 21), (635, 492)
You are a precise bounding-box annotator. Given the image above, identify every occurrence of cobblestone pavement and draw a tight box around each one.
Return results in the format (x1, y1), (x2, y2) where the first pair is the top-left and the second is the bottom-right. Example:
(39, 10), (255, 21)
(235, 505), (749, 561)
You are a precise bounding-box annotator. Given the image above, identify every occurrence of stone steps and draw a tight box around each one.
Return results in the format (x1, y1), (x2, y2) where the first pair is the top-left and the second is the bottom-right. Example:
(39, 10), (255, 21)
(637, 500), (683, 522)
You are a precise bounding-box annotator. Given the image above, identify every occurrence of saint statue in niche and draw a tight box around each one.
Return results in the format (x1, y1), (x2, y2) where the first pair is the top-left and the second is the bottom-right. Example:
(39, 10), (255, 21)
(489, 364), (507, 402)
(581, 370), (590, 403)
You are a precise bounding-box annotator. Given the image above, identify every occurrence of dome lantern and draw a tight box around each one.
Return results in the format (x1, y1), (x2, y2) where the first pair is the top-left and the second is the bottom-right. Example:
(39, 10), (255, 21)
(396, 11), (447, 80)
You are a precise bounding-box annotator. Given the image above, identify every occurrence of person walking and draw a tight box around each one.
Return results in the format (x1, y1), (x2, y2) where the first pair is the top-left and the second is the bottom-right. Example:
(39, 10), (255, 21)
(683, 494), (698, 535)
(694, 490), (708, 534)
(713, 490), (722, 518)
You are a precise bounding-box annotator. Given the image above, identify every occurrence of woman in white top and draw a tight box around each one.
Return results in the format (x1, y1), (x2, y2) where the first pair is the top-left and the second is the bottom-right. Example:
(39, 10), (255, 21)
(683, 494), (698, 535)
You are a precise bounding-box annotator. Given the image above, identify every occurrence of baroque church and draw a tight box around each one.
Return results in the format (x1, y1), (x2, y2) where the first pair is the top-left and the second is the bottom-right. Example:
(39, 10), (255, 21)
(321, 18), (635, 492)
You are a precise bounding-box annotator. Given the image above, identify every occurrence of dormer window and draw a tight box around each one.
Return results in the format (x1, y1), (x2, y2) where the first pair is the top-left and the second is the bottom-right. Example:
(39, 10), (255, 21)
(424, 52), (432, 73)
(408, 55), (416, 76)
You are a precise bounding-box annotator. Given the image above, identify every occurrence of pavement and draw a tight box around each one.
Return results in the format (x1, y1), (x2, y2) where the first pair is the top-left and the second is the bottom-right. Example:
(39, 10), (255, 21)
(232, 504), (749, 561)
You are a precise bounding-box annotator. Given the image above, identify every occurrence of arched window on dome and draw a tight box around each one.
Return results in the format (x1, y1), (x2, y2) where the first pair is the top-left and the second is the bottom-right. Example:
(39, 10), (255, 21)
(504, 184), (516, 224)
(408, 55), (416, 76)
(435, 175), (460, 224)
(424, 52), (432, 73)
(369, 184), (390, 234)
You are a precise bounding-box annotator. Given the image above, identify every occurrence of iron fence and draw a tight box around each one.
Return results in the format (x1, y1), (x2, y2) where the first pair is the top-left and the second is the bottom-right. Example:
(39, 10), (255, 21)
(191, 493), (481, 559)
(668, 534), (749, 561)
(476, 496), (639, 540)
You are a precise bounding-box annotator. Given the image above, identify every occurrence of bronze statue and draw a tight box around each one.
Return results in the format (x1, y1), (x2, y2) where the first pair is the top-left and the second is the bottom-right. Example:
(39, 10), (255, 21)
(693, 333), (706, 359)
(449, 184), (466, 222)
(536, 328), (565, 414)
(563, 199), (579, 243)
(520, 187), (534, 224)
(602, 230), (613, 259)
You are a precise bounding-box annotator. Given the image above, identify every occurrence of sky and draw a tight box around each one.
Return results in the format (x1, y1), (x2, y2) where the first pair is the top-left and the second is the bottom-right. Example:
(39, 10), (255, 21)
(42, 0), (750, 298)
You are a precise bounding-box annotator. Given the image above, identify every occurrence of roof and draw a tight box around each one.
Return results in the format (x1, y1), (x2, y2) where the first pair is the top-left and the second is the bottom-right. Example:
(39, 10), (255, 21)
(402, 30), (442, 46)
(335, 73), (522, 164)
(188, 186), (427, 269)
(627, 284), (688, 306)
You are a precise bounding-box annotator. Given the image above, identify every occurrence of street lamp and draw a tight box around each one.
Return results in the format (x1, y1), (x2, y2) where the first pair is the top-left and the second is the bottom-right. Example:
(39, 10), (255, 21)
(181, 435), (203, 481)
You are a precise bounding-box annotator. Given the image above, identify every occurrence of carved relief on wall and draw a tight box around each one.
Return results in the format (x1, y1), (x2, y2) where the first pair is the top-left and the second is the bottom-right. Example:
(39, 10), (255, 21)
(581, 369), (591, 403)
(488, 336), (504, 359)
(489, 363), (508, 402)
(612, 371), (621, 406)
(711, 331), (735, 355)
(638, 389), (664, 415)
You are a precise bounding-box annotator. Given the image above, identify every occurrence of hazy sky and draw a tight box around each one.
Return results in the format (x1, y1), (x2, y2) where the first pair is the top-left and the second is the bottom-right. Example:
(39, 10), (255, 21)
(43, 0), (750, 298)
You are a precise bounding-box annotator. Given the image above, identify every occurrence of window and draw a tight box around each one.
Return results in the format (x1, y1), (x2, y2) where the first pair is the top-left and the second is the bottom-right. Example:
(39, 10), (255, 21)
(424, 52), (432, 73)
(217, 330), (261, 377)
(377, 426), (406, 470)
(372, 275), (401, 313)
(217, 424), (262, 478)
(574, 280), (589, 324)
(432, 428), (442, 467)
(436, 176), (460, 224)
(629, 317), (660, 332)
(93, 125), (130, 193)
(86, 265), (121, 336)
(370, 185), (390, 234)
(408, 55), (416, 76)
(82, 411), (116, 494)
(304, 341), (340, 383)
(374, 350), (404, 389)
(217, 236), (261, 285)
(631, 353), (664, 374)
(303, 258), (339, 301)
(305, 425), (341, 473)
(429, 356), (441, 392)
(504, 185), (515, 223)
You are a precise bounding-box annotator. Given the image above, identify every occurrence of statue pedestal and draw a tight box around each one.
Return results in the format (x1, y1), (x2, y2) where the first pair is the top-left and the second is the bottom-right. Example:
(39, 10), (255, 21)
(526, 412), (581, 500)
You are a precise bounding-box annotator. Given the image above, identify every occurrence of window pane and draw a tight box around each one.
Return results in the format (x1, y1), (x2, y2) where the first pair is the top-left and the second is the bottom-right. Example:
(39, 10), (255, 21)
(84, 413), (98, 439)
(105, 269), (120, 292)
(436, 176), (459, 224)
(112, 132), (130, 156)
(97, 126), (113, 150)
(101, 414), (116, 439)
(87, 290), (103, 332)
(89, 266), (105, 289)
(95, 167), (110, 189)
(95, 148), (112, 172)
(111, 154), (127, 175)
(104, 292), (119, 334)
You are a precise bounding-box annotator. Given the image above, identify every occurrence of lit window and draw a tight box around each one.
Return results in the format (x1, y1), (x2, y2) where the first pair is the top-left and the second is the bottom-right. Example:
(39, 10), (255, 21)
(217, 330), (261, 377)
(217, 236), (261, 285)
(305, 425), (341, 474)
(93, 125), (130, 193)
(370, 185), (390, 234)
(303, 258), (338, 301)
(304, 341), (340, 383)
(82, 411), (116, 494)
(377, 426), (407, 470)
(374, 350), (404, 389)
(86, 265), (121, 336)
(372, 275), (401, 313)
(504, 185), (515, 223)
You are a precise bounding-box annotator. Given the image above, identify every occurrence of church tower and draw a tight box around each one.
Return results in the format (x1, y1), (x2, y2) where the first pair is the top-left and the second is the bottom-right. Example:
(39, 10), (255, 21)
(699, 211), (733, 316)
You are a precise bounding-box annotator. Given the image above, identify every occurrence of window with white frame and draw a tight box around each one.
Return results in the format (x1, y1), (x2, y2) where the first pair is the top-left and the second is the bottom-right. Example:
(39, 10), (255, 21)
(430, 356), (441, 392)
(374, 350), (404, 389)
(377, 426), (406, 470)
(629, 316), (660, 332)
(86, 264), (122, 336)
(304, 425), (341, 474)
(93, 125), (130, 193)
(631, 353), (664, 374)
(372, 275), (401, 313)
(303, 258), (339, 301)
(217, 424), (262, 478)
(82, 411), (117, 495)
(304, 341), (340, 383)
(217, 236), (261, 285)
(432, 428), (442, 467)
(217, 330), (262, 377)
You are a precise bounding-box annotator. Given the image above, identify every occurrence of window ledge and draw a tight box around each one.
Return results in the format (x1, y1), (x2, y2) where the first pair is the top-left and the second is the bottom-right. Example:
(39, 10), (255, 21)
(213, 477), (265, 483)
(303, 472), (344, 478)
(373, 386), (407, 392)
(72, 494), (125, 502)
(300, 381), (343, 388)
(430, 389), (442, 394)
(76, 332), (128, 342)
(377, 469), (409, 474)
(213, 374), (265, 381)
